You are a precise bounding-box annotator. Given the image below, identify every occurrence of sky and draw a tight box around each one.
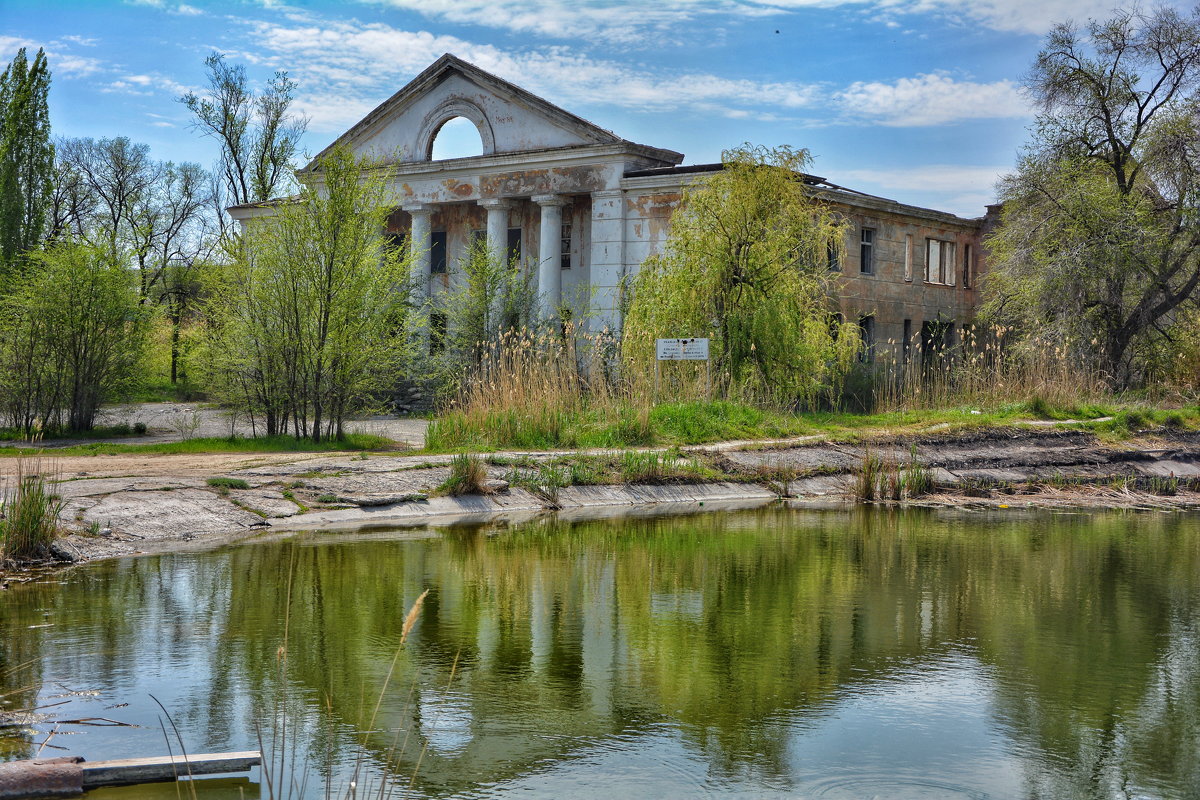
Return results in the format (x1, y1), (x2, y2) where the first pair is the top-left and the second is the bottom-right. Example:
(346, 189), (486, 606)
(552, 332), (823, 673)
(1, 0), (1177, 217)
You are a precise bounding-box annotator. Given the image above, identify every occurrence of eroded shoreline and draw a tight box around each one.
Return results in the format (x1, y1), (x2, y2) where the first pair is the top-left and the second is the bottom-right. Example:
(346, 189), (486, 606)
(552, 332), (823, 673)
(12, 427), (1200, 567)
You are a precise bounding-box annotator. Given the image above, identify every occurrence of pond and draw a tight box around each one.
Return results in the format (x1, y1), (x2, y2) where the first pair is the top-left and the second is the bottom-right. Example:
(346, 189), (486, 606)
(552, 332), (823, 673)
(2, 507), (1199, 799)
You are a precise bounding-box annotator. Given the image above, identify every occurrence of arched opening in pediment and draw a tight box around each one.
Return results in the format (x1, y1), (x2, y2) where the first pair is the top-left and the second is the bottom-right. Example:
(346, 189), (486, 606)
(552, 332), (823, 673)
(429, 116), (485, 161)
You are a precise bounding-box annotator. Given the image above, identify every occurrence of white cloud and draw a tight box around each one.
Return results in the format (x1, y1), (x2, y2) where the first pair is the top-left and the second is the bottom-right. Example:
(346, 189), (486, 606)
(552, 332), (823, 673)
(0, 35), (105, 77)
(243, 17), (821, 132)
(836, 164), (1008, 193)
(54, 54), (105, 77)
(837, 72), (1029, 126)
(354, 0), (1178, 41)
(104, 72), (194, 96)
(173, 4), (204, 15)
(831, 164), (1006, 215)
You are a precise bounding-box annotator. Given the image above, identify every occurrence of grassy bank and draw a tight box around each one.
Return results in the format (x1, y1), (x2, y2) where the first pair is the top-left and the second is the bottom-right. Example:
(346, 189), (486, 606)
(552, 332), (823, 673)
(425, 399), (1200, 453)
(0, 432), (395, 458)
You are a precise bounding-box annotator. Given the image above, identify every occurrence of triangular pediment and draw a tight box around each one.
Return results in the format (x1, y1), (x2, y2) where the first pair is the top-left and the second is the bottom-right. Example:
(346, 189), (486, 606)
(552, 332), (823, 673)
(304, 54), (623, 170)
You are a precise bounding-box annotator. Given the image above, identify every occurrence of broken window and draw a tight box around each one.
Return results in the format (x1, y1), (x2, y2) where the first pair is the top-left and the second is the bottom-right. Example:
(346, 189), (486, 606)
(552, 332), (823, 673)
(827, 239), (840, 271)
(860, 228), (875, 274)
(963, 244), (972, 288)
(925, 238), (956, 285)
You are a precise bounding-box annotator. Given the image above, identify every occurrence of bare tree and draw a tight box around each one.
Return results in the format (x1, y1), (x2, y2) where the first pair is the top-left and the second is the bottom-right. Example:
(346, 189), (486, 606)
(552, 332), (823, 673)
(180, 52), (307, 216)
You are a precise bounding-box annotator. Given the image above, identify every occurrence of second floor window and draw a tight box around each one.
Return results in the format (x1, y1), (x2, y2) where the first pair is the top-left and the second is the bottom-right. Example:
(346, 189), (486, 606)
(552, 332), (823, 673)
(860, 228), (875, 274)
(925, 238), (956, 285)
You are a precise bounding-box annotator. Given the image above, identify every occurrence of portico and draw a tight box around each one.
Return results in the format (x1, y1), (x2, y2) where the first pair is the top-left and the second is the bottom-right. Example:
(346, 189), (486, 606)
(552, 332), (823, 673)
(231, 52), (991, 350)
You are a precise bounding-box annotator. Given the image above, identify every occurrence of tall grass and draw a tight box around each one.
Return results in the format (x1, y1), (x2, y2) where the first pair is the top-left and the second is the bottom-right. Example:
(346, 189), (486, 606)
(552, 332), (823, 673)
(872, 325), (1111, 412)
(426, 324), (649, 450)
(0, 459), (64, 564)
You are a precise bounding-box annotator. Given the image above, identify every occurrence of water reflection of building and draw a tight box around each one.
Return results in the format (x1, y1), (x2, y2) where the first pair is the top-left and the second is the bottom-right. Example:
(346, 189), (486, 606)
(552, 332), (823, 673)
(2, 511), (1198, 798)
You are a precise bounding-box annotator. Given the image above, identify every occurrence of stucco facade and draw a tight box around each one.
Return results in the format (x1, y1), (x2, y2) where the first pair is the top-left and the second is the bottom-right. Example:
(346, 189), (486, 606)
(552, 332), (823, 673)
(229, 54), (991, 356)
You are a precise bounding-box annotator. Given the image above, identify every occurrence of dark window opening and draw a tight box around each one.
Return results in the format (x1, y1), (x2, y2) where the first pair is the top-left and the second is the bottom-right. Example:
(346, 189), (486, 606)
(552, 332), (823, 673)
(430, 231), (447, 274)
(858, 315), (875, 362)
(860, 228), (875, 274)
(827, 240), (840, 271)
(385, 232), (405, 254)
(561, 218), (573, 270)
(430, 311), (447, 355)
(963, 244), (972, 288)
(507, 227), (522, 262)
(903, 319), (912, 360)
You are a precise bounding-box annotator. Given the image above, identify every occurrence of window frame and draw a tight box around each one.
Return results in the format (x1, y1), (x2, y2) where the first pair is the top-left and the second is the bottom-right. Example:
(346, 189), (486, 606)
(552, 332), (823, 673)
(859, 227), (875, 275)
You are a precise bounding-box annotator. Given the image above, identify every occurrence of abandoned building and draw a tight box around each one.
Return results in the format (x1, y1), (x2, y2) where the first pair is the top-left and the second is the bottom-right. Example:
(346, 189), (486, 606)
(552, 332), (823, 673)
(228, 53), (990, 357)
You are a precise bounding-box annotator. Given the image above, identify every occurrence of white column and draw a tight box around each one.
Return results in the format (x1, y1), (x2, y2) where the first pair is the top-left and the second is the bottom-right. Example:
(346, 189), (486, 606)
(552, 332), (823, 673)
(588, 189), (625, 331)
(402, 202), (433, 301)
(479, 198), (513, 267)
(533, 194), (565, 319)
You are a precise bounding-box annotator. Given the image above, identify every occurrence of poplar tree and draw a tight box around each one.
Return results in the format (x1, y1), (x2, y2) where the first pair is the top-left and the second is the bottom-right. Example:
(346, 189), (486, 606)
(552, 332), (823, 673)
(0, 47), (53, 273)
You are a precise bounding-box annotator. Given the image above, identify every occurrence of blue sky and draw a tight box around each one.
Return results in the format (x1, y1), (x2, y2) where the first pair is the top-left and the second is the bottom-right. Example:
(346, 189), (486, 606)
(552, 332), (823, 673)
(2, 0), (1173, 217)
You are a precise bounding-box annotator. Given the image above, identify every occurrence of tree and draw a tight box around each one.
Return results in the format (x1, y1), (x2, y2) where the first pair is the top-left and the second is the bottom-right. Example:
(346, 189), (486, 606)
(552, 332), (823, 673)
(0, 239), (148, 434)
(180, 53), (307, 214)
(985, 7), (1200, 386)
(203, 146), (413, 440)
(0, 47), (53, 273)
(623, 144), (858, 407)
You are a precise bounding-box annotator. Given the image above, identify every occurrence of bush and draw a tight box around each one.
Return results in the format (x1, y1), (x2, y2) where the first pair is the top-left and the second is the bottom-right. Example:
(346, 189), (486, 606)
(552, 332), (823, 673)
(0, 239), (148, 435)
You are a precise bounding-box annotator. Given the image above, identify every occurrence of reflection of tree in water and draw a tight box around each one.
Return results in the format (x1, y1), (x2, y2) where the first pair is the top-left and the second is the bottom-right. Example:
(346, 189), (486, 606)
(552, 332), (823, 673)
(1, 508), (1198, 798)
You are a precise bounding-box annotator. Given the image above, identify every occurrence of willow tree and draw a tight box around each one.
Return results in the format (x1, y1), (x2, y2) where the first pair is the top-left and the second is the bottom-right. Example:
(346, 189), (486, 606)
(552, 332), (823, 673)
(624, 144), (858, 407)
(204, 146), (413, 440)
(985, 7), (1200, 387)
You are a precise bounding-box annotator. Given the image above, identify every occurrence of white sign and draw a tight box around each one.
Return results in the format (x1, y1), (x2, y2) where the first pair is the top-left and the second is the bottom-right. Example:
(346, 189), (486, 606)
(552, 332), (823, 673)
(656, 338), (709, 361)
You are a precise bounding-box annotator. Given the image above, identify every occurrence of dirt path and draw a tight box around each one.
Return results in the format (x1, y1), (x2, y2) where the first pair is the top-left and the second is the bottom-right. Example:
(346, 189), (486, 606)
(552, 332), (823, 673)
(16, 402), (431, 450)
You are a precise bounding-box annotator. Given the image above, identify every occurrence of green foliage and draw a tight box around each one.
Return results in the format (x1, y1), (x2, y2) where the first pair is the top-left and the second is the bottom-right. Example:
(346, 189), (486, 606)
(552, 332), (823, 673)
(0, 461), (63, 563)
(0, 47), (52, 273)
(0, 239), (148, 434)
(203, 146), (414, 441)
(424, 235), (537, 404)
(986, 8), (1200, 387)
(206, 476), (250, 490)
(624, 143), (859, 406)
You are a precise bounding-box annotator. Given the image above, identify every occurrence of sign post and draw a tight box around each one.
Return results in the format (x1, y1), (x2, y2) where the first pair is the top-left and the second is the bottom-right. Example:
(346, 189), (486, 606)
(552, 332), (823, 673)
(655, 338), (711, 400)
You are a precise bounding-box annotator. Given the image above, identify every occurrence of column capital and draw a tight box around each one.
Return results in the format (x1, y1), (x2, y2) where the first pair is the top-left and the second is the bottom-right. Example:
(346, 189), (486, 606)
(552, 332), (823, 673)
(532, 194), (567, 207)
(401, 202), (433, 215)
(478, 197), (515, 210)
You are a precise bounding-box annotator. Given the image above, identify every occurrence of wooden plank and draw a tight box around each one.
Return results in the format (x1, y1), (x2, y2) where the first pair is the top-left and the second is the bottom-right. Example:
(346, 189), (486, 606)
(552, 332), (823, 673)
(80, 752), (261, 788)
